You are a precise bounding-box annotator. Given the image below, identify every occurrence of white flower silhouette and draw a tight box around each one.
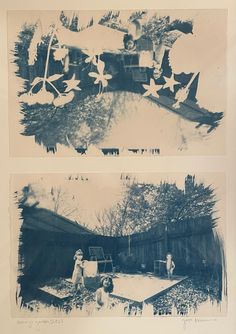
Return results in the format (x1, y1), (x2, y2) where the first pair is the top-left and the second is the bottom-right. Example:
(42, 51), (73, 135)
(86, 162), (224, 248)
(63, 74), (81, 92)
(19, 88), (54, 105)
(88, 60), (112, 89)
(172, 87), (189, 109)
(83, 49), (103, 65)
(173, 73), (199, 108)
(142, 78), (163, 98)
(53, 46), (69, 61)
(163, 74), (180, 93)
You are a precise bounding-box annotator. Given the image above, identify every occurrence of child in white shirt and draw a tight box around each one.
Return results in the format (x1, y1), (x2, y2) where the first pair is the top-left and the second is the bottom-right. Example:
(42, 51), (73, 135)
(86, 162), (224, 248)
(71, 249), (85, 292)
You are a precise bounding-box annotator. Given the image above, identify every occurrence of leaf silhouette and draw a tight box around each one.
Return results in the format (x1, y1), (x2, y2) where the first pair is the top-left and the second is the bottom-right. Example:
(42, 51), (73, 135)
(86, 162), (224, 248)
(88, 72), (98, 78)
(47, 74), (64, 82)
(31, 77), (43, 86)
(28, 22), (43, 65)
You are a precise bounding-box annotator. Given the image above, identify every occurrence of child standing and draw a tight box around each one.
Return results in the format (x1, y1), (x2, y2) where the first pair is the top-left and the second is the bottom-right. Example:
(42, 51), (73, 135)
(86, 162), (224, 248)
(71, 249), (85, 292)
(158, 253), (176, 279)
(165, 253), (175, 279)
(95, 276), (114, 310)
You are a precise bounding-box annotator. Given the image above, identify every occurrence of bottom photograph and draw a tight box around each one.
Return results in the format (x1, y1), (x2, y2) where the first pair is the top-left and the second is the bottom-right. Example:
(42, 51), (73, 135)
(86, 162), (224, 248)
(10, 172), (226, 317)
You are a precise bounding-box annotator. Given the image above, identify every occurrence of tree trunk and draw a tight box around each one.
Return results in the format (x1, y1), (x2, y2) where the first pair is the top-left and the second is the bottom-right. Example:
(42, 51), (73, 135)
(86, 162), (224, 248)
(164, 223), (168, 254)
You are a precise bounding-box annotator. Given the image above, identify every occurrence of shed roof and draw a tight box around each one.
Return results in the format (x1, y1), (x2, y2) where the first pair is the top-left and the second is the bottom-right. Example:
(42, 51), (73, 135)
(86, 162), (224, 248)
(21, 207), (95, 235)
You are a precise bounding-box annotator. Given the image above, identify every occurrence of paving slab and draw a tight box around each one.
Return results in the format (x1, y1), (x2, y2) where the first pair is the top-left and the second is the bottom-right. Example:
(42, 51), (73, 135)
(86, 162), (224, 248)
(111, 273), (188, 303)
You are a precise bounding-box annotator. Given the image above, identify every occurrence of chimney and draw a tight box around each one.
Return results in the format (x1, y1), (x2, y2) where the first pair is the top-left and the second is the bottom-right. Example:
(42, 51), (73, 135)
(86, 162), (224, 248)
(184, 174), (195, 194)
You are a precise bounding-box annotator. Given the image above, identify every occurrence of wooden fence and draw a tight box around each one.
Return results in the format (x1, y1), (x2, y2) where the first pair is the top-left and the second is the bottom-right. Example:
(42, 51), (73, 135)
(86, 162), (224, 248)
(19, 208), (222, 284)
(115, 217), (222, 274)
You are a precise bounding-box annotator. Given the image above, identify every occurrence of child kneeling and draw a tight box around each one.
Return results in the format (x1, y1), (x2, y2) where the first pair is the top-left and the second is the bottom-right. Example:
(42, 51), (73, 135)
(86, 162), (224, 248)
(96, 276), (114, 310)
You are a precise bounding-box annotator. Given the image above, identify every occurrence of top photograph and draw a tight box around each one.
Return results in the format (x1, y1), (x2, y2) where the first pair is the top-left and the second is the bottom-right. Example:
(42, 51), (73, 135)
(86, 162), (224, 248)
(8, 9), (226, 157)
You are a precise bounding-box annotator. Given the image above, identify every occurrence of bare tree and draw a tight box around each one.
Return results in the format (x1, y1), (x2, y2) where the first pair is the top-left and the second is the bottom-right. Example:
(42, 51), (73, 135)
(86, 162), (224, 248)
(93, 176), (217, 238)
(18, 183), (81, 222)
(94, 207), (121, 236)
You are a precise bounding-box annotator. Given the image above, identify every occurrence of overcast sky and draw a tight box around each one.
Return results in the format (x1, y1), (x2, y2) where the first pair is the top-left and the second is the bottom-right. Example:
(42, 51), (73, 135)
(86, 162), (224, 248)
(12, 172), (226, 236)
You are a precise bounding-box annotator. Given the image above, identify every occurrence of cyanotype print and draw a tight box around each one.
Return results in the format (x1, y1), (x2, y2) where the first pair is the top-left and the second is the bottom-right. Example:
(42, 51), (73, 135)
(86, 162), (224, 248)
(11, 173), (226, 316)
(8, 10), (226, 156)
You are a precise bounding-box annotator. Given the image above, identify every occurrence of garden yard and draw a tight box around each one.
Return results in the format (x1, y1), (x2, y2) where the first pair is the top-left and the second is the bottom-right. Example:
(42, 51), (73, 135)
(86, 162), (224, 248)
(22, 274), (223, 316)
(15, 174), (226, 317)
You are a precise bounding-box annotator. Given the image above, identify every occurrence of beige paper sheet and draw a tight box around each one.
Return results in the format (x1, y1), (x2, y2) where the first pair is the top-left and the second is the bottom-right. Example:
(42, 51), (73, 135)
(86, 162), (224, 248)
(0, 0), (236, 333)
